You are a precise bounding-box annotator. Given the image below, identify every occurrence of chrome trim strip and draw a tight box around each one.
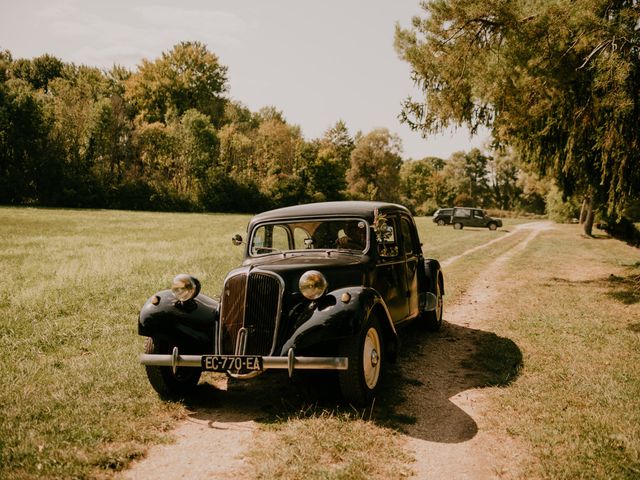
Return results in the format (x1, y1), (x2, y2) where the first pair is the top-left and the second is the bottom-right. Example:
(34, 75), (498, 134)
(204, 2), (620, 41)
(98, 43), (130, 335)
(171, 346), (179, 375)
(235, 327), (248, 355)
(367, 289), (398, 336)
(139, 353), (349, 371)
(241, 265), (253, 328)
(287, 347), (295, 378)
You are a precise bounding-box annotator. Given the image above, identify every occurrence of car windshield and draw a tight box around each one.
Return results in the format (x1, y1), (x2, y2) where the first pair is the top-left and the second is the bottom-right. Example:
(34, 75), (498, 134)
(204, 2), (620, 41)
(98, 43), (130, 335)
(250, 218), (369, 256)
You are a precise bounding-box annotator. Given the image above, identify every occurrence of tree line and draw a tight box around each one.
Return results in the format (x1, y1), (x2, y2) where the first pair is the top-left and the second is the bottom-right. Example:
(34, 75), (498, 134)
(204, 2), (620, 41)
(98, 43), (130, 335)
(1, 41), (561, 216)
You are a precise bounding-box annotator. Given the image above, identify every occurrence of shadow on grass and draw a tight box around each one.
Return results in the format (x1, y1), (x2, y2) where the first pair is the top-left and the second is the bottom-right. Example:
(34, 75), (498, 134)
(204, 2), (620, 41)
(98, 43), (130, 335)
(373, 320), (522, 443)
(606, 273), (640, 305)
(549, 272), (640, 305)
(183, 320), (522, 445)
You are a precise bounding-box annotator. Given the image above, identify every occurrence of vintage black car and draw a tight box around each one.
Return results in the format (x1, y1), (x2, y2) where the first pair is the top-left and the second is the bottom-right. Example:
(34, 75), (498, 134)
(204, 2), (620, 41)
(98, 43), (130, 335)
(138, 201), (444, 405)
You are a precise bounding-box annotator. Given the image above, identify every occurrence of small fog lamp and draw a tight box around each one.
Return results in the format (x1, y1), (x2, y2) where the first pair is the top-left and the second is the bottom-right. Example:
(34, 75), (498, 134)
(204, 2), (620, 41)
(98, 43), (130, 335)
(171, 274), (201, 302)
(299, 270), (328, 300)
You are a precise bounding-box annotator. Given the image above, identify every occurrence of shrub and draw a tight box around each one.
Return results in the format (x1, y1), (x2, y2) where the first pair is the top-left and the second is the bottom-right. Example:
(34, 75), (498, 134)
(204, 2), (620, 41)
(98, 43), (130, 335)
(200, 173), (266, 213)
(546, 185), (580, 223)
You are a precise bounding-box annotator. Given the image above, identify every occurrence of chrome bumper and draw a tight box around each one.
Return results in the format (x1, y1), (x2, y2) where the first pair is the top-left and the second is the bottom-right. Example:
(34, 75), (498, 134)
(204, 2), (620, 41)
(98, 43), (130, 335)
(139, 347), (348, 378)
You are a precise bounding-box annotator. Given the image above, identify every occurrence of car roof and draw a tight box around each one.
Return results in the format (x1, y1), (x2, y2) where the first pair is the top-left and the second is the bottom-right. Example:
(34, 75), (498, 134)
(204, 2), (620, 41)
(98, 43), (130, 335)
(248, 201), (410, 229)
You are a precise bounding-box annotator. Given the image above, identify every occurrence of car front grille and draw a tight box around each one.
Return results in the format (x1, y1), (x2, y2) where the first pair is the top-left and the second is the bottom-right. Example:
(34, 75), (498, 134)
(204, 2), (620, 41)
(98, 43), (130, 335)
(219, 270), (283, 356)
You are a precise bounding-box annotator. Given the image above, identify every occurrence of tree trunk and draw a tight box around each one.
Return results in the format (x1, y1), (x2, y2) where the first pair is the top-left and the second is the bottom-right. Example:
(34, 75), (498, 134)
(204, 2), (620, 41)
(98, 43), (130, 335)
(579, 196), (590, 224)
(583, 196), (595, 236)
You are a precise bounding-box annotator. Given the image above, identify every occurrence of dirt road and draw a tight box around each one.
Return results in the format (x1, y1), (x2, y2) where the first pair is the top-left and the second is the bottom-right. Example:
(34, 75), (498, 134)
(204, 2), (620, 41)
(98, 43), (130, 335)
(121, 221), (553, 480)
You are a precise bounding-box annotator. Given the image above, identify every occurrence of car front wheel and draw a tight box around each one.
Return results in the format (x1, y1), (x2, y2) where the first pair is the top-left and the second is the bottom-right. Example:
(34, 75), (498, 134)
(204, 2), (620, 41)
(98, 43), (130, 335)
(437, 219), (445, 226)
(488, 222), (498, 230)
(453, 222), (463, 230)
(144, 337), (201, 399)
(339, 316), (383, 405)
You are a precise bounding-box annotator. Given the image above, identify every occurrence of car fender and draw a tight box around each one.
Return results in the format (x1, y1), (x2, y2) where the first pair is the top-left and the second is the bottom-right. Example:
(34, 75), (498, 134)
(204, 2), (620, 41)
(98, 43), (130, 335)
(138, 290), (218, 352)
(279, 286), (397, 356)
(422, 258), (445, 306)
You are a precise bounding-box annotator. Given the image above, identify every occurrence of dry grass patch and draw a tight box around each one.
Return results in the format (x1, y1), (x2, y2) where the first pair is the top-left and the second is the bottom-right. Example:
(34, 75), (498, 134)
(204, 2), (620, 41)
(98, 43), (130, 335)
(247, 410), (413, 480)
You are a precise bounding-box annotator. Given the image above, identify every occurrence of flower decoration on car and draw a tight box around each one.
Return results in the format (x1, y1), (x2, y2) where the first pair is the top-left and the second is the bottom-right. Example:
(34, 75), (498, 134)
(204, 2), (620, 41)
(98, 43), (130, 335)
(372, 208), (389, 243)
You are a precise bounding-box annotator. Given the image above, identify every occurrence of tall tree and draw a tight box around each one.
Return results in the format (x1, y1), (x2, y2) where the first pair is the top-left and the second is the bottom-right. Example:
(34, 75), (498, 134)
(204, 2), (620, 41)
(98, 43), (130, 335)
(125, 41), (228, 126)
(306, 121), (354, 201)
(347, 128), (403, 202)
(395, 0), (640, 233)
(0, 78), (61, 204)
(487, 149), (521, 210)
(9, 54), (64, 92)
(252, 115), (302, 177)
(173, 109), (219, 194)
(443, 149), (490, 206)
(400, 156), (448, 214)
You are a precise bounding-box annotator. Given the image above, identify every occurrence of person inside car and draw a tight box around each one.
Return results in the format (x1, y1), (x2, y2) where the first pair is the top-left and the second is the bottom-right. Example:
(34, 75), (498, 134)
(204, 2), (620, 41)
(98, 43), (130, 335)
(336, 222), (366, 250)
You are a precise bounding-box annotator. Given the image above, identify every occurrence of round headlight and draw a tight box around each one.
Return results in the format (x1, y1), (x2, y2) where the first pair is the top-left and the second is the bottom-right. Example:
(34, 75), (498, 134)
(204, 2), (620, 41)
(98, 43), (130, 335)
(299, 270), (328, 300)
(171, 274), (201, 302)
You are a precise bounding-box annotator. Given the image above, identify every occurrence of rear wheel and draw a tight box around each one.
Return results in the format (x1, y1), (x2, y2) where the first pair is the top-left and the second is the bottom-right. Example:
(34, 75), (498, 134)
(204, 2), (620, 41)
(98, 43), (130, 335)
(144, 337), (201, 399)
(339, 316), (383, 406)
(453, 222), (463, 230)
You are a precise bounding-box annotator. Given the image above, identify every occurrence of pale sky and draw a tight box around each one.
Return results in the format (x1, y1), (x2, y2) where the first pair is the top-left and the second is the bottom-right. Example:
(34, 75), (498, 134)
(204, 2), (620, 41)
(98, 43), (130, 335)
(1, 0), (490, 160)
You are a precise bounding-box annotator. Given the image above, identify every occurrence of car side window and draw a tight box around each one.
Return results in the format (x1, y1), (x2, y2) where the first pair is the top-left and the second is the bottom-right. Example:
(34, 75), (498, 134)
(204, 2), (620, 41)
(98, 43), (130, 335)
(400, 217), (414, 255)
(455, 208), (471, 218)
(473, 210), (484, 219)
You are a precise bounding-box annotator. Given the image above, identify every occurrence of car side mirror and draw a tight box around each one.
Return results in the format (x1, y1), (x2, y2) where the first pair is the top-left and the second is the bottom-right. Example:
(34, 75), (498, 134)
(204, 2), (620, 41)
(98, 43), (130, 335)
(424, 292), (438, 311)
(231, 234), (243, 246)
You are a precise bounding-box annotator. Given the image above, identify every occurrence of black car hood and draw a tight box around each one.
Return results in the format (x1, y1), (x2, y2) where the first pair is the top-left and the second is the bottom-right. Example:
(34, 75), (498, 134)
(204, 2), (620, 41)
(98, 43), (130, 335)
(238, 252), (370, 292)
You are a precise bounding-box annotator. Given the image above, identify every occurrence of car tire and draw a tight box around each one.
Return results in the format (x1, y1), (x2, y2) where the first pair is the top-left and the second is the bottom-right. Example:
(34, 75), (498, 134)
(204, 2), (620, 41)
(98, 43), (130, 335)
(144, 337), (201, 399)
(338, 316), (383, 406)
(423, 273), (444, 331)
(437, 219), (445, 226)
(488, 222), (498, 231)
(453, 222), (463, 230)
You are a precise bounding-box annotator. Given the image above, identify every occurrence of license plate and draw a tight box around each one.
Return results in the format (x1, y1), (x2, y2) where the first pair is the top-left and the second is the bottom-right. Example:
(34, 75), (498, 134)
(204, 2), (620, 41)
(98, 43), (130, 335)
(201, 355), (263, 372)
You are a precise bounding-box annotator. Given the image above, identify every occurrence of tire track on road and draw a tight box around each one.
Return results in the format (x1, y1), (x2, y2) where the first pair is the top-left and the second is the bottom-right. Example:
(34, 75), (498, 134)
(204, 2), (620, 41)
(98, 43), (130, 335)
(440, 221), (553, 268)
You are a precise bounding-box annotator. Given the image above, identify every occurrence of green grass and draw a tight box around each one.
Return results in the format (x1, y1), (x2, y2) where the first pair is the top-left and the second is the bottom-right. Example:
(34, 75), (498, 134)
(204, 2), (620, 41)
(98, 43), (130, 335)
(0, 207), (248, 479)
(476, 224), (640, 478)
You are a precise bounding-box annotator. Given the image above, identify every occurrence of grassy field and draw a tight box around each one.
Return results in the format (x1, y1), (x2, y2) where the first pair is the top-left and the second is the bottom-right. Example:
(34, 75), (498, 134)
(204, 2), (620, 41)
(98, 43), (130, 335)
(1, 207), (638, 479)
(0, 208), (249, 479)
(483, 225), (640, 478)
